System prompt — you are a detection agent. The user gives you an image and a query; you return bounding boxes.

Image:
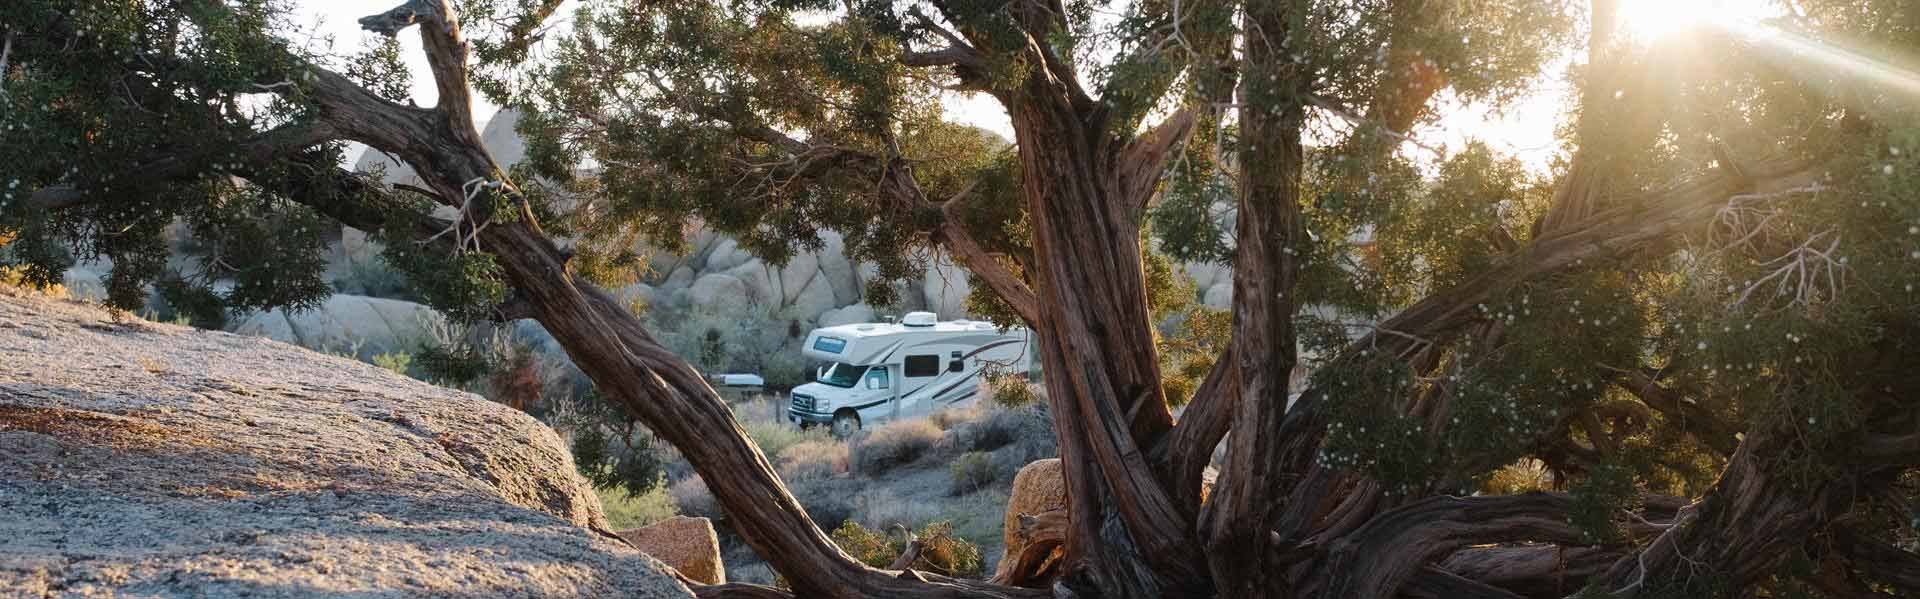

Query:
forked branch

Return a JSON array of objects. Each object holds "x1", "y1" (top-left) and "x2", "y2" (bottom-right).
[
  {"x1": 1118, "y1": 107, "x2": 1201, "y2": 217},
  {"x1": 359, "y1": 0, "x2": 482, "y2": 136}
]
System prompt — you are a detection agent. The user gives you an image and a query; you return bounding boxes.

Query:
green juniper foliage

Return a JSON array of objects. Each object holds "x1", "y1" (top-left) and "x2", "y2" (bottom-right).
[{"x1": 2, "y1": 1, "x2": 324, "y2": 313}]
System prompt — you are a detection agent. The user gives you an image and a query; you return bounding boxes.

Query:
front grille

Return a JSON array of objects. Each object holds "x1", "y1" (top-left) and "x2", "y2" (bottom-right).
[{"x1": 790, "y1": 393, "x2": 816, "y2": 412}]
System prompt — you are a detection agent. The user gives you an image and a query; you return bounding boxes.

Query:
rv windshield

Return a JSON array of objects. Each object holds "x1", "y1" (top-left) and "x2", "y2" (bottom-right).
[{"x1": 817, "y1": 362, "x2": 868, "y2": 388}]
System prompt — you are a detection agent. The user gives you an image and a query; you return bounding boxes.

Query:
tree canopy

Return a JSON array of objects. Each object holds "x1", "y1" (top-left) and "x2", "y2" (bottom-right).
[{"x1": 5, "y1": 0, "x2": 1920, "y2": 597}]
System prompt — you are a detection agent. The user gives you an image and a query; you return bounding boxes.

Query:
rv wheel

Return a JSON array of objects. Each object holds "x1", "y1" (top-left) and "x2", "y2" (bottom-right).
[{"x1": 830, "y1": 410, "x2": 861, "y2": 438}]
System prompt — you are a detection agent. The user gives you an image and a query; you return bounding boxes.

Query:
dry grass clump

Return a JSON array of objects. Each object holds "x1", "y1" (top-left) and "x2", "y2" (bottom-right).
[
  {"x1": 669, "y1": 475, "x2": 720, "y2": 519},
  {"x1": 849, "y1": 419, "x2": 942, "y2": 475},
  {"x1": 927, "y1": 406, "x2": 978, "y2": 431},
  {"x1": 830, "y1": 520, "x2": 983, "y2": 578},
  {"x1": 778, "y1": 440, "x2": 850, "y2": 481},
  {"x1": 0, "y1": 265, "x2": 70, "y2": 299},
  {"x1": 934, "y1": 403, "x2": 1056, "y2": 463}
]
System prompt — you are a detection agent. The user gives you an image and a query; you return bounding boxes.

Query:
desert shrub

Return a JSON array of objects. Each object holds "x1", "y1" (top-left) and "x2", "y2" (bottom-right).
[
  {"x1": 830, "y1": 521, "x2": 983, "y2": 577},
  {"x1": 572, "y1": 421, "x2": 668, "y2": 498},
  {"x1": 779, "y1": 440, "x2": 850, "y2": 481},
  {"x1": 787, "y1": 477, "x2": 856, "y2": 530},
  {"x1": 668, "y1": 472, "x2": 851, "y2": 528},
  {"x1": 0, "y1": 235, "x2": 74, "y2": 296},
  {"x1": 850, "y1": 419, "x2": 942, "y2": 475},
  {"x1": 938, "y1": 403, "x2": 1056, "y2": 463},
  {"x1": 597, "y1": 485, "x2": 677, "y2": 530},
  {"x1": 651, "y1": 300, "x2": 809, "y2": 390},
  {"x1": 746, "y1": 418, "x2": 833, "y2": 463},
  {"x1": 734, "y1": 396, "x2": 842, "y2": 462},
  {"x1": 927, "y1": 406, "x2": 977, "y2": 431},
  {"x1": 758, "y1": 350, "x2": 809, "y2": 392},
  {"x1": 152, "y1": 277, "x2": 228, "y2": 329},
  {"x1": 414, "y1": 343, "x2": 493, "y2": 385},
  {"x1": 670, "y1": 475, "x2": 720, "y2": 519},
  {"x1": 987, "y1": 373, "x2": 1040, "y2": 409},
  {"x1": 488, "y1": 348, "x2": 544, "y2": 411},
  {"x1": 990, "y1": 450, "x2": 1031, "y2": 484},
  {"x1": 949, "y1": 451, "x2": 999, "y2": 495},
  {"x1": 1483, "y1": 459, "x2": 1556, "y2": 495},
  {"x1": 371, "y1": 351, "x2": 412, "y2": 376}
]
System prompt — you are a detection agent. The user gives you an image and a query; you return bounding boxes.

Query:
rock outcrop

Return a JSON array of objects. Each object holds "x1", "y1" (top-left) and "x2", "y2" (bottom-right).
[
  {"x1": 617, "y1": 517, "x2": 726, "y2": 585},
  {"x1": 0, "y1": 289, "x2": 692, "y2": 598},
  {"x1": 228, "y1": 293, "x2": 446, "y2": 359},
  {"x1": 991, "y1": 459, "x2": 1067, "y2": 585}
]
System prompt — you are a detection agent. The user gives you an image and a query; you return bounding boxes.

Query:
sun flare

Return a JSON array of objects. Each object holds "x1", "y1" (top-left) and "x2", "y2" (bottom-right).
[{"x1": 1613, "y1": 0, "x2": 1778, "y2": 40}]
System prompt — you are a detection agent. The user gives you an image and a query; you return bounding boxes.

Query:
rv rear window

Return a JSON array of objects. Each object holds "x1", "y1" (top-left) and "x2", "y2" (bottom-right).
[
  {"x1": 904, "y1": 355, "x2": 940, "y2": 377},
  {"x1": 812, "y1": 336, "x2": 847, "y2": 354}
]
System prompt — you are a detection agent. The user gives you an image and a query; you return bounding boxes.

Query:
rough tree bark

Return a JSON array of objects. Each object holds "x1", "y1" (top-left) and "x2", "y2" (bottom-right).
[
  {"x1": 1009, "y1": 65, "x2": 1208, "y2": 599},
  {"x1": 1199, "y1": 0, "x2": 1309, "y2": 596}
]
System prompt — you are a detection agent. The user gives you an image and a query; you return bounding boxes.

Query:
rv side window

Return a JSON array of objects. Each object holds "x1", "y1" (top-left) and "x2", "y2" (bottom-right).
[
  {"x1": 904, "y1": 355, "x2": 940, "y2": 377},
  {"x1": 864, "y1": 368, "x2": 890, "y2": 389}
]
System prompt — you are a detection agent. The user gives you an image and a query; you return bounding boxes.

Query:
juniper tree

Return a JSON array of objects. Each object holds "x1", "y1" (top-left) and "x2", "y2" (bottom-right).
[{"x1": 4, "y1": 1, "x2": 1920, "y2": 599}]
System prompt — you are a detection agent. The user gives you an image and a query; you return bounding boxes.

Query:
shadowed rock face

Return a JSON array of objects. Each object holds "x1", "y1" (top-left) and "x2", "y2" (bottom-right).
[{"x1": 0, "y1": 288, "x2": 692, "y2": 599}]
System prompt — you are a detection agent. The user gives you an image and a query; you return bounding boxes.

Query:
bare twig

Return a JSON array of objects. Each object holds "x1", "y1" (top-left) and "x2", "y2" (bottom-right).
[
  {"x1": 1734, "y1": 230, "x2": 1847, "y2": 311},
  {"x1": 1302, "y1": 93, "x2": 1445, "y2": 157},
  {"x1": 889, "y1": 526, "x2": 926, "y2": 571}
]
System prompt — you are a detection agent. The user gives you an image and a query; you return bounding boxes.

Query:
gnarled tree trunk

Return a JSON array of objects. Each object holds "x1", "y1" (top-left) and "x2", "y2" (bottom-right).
[{"x1": 1007, "y1": 82, "x2": 1207, "y2": 599}]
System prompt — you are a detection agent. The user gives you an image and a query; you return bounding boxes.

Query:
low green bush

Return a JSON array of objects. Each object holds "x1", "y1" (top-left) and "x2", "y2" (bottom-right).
[
  {"x1": 948, "y1": 451, "x2": 998, "y2": 495},
  {"x1": 598, "y1": 485, "x2": 677, "y2": 530},
  {"x1": 745, "y1": 418, "x2": 833, "y2": 463},
  {"x1": 572, "y1": 422, "x2": 667, "y2": 498},
  {"x1": 371, "y1": 351, "x2": 412, "y2": 376}
]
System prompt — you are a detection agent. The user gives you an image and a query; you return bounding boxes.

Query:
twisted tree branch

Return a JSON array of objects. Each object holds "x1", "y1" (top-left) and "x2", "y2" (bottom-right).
[
  {"x1": 934, "y1": 180, "x2": 1042, "y2": 325},
  {"x1": 1321, "y1": 493, "x2": 1590, "y2": 599}
]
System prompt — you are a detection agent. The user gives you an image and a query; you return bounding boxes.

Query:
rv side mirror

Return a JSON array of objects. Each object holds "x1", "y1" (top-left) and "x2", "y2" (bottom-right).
[
  {"x1": 816, "y1": 366, "x2": 826, "y2": 380},
  {"x1": 865, "y1": 377, "x2": 880, "y2": 390}
]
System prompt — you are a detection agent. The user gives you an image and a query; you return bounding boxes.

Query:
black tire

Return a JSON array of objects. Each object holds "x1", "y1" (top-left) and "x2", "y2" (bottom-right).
[{"x1": 830, "y1": 410, "x2": 861, "y2": 438}]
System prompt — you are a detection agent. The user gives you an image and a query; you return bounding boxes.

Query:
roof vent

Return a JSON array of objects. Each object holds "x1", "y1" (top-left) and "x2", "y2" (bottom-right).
[
  {"x1": 901, "y1": 311, "x2": 939, "y2": 327},
  {"x1": 856, "y1": 324, "x2": 877, "y2": 331}
]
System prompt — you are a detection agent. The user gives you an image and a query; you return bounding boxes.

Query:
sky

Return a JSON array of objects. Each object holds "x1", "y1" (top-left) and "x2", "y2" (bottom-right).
[{"x1": 289, "y1": 0, "x2": 1780, "y2": 176}]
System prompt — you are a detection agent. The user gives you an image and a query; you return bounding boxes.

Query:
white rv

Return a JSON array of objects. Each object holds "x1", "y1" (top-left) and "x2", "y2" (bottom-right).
[{"x1": 787, "y1": 311, "x2": 1032, "y2": 436}]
